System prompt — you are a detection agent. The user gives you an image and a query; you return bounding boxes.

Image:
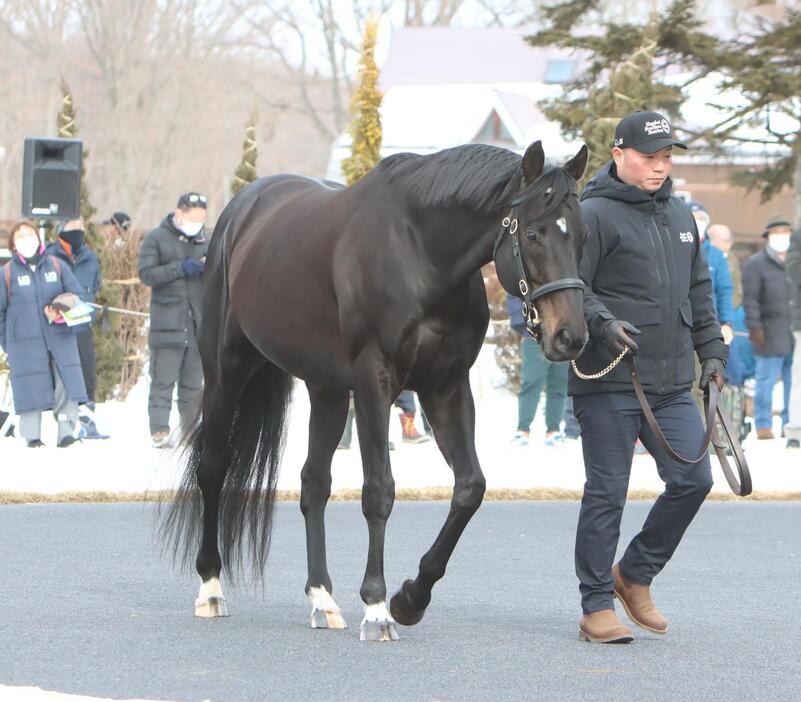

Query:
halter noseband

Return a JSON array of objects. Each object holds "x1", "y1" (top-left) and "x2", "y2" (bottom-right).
[{"x1": 492, "y1": 193, "x2": 584, "y2": 342}]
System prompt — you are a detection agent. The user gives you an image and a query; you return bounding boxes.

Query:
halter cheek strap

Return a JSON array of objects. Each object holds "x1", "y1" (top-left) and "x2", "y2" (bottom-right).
[{"x1": 492, "y1": 198, "x2": 584, "y2": 341}]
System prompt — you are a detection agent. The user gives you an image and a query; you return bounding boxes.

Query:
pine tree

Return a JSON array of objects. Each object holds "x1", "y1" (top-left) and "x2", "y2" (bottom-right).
[
  {"x1": 528, "y1": 6, "x2": 688, "y2": 183},
  {"x1": 56, "y1": 81, "x2": 124, "y2": 401},
  {"x1": 230, "y1": 113, "x2": 259, "y2": 196},
  {"x1": 341, "y1": 18, "x2": 383, "y2": 186},
  {"x1": 530, "y1": 0, "x2": 801, "y2": 225}
]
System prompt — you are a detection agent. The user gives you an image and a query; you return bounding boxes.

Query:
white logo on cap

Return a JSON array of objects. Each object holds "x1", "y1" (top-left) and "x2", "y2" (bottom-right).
[{"x1": 644, "y1": 119, "x2": 670, "y2": 136}]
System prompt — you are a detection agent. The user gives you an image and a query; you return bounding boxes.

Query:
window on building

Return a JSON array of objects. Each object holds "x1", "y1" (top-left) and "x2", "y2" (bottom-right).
[
  {"x1": 474, "y1": 110, "x2": 514, "y2": 144},
  {"x1": 544, "y1": 59, "x2": 575, "y2": 84}
]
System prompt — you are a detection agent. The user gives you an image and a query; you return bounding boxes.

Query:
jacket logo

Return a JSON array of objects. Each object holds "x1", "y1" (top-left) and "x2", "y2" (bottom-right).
[
  {"x1": 17, "y1": 275, "x2": 31, "y2": 286},
  {"x1": 45, "y1": 271, "x2": 58, "y2": 283},
  {"x1": 679, "y1": 231, "x2": 693, "y2": 243}
]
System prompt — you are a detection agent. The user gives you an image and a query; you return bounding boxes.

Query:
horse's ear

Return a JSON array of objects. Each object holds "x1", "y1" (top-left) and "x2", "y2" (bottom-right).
[
  {"x1": 563, "y1": 144, "x2": 589, "y2": 181},
  {"x1": 522, "y1": 141, "x2": 545, "y2": 184}
]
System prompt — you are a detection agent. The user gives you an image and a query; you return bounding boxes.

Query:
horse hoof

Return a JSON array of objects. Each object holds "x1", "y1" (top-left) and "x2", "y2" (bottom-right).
[
  {"x1": 360, "y1": 619, "x2": 400, "y2": 642},
  {"x1": 311, "y1": 608, "x2": 348, "y2": 629},
  {"x1": 194, "y1": 596, "x2": 229, "y2": 618},
  {"x1": 360, "y1": 602, "x2": 400, "y2": 642},
  {"x1": 389, "y1": 591, "x2": 426, "y2": 627}
]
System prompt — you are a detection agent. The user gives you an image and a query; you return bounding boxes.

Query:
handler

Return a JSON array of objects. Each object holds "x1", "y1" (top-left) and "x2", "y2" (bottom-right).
[{"x1": 570, "y1": 111, "x2": 728, "y2": 643}]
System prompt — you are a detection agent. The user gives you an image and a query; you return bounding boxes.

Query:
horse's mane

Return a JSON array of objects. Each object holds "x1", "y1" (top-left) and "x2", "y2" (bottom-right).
[{"x1": 377, "y1": 143, "x2": 573, "y2": 214}]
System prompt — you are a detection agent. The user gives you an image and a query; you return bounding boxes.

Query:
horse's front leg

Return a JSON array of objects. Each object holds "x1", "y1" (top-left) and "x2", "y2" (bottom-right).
[
  {"x1": 353, "y1": 352, "x2": 398, "y2": 642},
  {"x1": 390, "y1": 373, "x2": 486, "y2": 626},
  {"x1": 302, "y1": 386, "x2": 350, "y2": 630}
]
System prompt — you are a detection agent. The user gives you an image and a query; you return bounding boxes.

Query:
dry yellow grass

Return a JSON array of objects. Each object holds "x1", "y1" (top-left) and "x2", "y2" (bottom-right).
[{"x1": 1, "y1": 488, "x2": 799, "y2": 505}]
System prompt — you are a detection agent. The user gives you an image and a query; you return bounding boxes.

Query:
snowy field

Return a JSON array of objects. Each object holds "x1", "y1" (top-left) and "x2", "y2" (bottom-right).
[{"x1": 1, "y1": 345, "x2": 797, "y2": 498}]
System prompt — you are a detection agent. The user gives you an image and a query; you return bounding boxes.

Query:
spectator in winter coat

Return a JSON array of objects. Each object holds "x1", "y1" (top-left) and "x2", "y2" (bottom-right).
[
  {"x1": 139, "y1": 192, "x2": 209, "y2": 448},
  {"x1": 688, "y1": 203, "x2": 734, "y2": 340},
  {"x1": 780, "y1": 223, "x2": 800, "y2": 449},
  {"x1": 45, "y1": 219, "x2": 108, "y2": 440},
  {"x1": 0, "y1": 220, "x2": 87, "y2": 447},
  {"x1": 742, "y1": 214, "x2": 794, "y2": 440}
]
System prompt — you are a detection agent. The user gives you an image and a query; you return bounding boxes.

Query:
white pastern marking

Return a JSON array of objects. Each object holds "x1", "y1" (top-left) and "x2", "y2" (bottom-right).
[
  {"x1": 308, "y1": 586, "x2": 341, "y2": 612},
  {"x1": 362, "y1": 601, "x2": 394, "y2": 623},
  {"x1": 198, "y1": 577, "x2": 224, "y2": 601}
]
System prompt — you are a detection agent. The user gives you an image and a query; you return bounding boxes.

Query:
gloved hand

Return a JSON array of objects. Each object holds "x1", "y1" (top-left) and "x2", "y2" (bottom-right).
[
  {"x1": 700, "y1": 357, "x2": 726, "y2": 391},
  {"x1": 748, "y1": 327, "x2": 764, "y2": 351},
  {"x1": 181, "y1": 258, "x2": 205, "y2": 278},
  {"x1": 603, "y1": 319, "x2": 641, "y2": 356}
]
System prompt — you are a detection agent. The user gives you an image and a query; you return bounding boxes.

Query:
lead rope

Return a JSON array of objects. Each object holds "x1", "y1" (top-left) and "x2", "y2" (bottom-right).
[{"x1": 571, "y1": 348, "x2": 628, "y2": 380}]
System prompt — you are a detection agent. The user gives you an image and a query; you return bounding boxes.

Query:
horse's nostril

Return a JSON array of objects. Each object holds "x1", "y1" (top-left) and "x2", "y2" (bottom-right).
[{"x1": 553, "y1": 327, "x2": 571, "y2": 353}]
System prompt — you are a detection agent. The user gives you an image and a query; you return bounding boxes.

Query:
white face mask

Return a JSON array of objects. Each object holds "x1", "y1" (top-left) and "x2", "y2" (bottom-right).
[
  {"x1": 768, "y1": 233, "x2": 790, "y2": 254},
  {"x1": 178, "y1": 220, "x2": 203, "y2": 237},
  {"x1": 16, "y1": 236, "x2": 40, "y2": 259}
]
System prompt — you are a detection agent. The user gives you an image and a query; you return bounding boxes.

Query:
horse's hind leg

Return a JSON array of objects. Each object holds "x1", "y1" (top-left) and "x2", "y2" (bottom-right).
[
  {"x1": 302, "y1": 386, "x2": 350, "y2": 629},
  {"x1": 193, "y1": 330, "x2": 263, "y2": 618},
  {"x1": 390, "y1": 373, "x2": 486, "y2": 627}
]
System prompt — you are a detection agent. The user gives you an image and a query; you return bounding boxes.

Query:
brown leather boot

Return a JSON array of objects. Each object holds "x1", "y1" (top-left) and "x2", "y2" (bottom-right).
[
  {"x1": 756, "y1": 428, "x2": 774, "y2": 440},
  {"x1": 612, "y1": 564, "x2": 668, "y2": 634},
  {"x1": 400, "y1": 413, "x2": 431, "y2": 444},
  {"x1": 579, "y1": 608, "x2": 633, "y2": 644}
]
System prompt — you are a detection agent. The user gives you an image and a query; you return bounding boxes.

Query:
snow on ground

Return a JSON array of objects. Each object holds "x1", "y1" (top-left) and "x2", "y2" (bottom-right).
[
  {"x1": 0, "y1": 687, "x2": 194, "y2": 702},
  {"x1": 0, "y1": 345, "x2": 798, "y2": 497}
]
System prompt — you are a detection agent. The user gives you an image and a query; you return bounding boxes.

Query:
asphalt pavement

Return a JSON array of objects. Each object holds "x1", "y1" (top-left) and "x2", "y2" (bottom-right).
[{"x1": 2, "y1": 500, "x2": 799, "y2": 702}]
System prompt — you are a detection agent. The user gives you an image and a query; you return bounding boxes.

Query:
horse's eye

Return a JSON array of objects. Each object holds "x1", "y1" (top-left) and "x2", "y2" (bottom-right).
[{"x1": 524, "y1": 229, "x2": 538, "y2": 241}]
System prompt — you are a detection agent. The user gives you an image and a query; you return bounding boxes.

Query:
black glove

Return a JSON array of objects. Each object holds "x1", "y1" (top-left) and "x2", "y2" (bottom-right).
[
  {"x1": 181, "y1": 258, "x2": 205, "y2": 278},
  {"x1": 700, "y1": 357, "x2": 725, "y2": 391},
  {"x1": 603, "y1": 319, "x2": 641, "y2": 356}
]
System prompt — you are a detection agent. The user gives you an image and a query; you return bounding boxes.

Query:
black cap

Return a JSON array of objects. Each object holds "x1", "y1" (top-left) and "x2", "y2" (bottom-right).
[
  {"x1": 176, "y1": 191, "x2": 207, "y2": 209},
  {"x1": 613, "y1": 111, "x2": 687, "y2": 154},
  {"x1": 103, "y1": 212, "x2": 131, "y2": 230}
]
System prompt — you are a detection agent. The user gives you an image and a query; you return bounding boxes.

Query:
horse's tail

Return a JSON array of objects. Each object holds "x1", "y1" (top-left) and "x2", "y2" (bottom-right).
[
  {"x1": 160, "y1": 207, "x2": 294, "y2": 582},
  {"x1": 161, "y1": 359, "x2": 294, "y2": 583}
]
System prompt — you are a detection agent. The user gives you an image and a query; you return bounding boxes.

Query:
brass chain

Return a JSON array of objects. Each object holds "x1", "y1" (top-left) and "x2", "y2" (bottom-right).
[{"x1": 570, "y1": 348, "x2": 629, "y2": 380}]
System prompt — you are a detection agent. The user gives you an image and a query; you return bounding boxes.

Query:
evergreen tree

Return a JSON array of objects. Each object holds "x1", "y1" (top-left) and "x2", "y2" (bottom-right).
[
  {"x1": 230, "y1": 113, "x2": 259, "y2": 196},
  {"x1": 56, "y1": 81, "x2": 124, "y2": 401},
  {"x1": 341, "y1": 18, "x2": 383, "y2": 186},
  {"x1": 530, "y1": 1, "x2": 801, "y2": 224}
]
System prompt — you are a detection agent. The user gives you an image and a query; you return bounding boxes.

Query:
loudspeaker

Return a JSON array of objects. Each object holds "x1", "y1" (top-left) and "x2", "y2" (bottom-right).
[{"x1": 21, "y1": 137, "x2": 82, "y2": 219}]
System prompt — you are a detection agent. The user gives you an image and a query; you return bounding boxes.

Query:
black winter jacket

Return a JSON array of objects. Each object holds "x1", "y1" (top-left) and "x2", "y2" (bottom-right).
[
  {"x1": 569, "y1": 161, "x2": 727, "y2": 396},
  {"x1": 742, "y1": 246, "x2": 794, "y2": 356},
  {"x1": 139, "y1": 214, "x2": 209, "y2": 348}
]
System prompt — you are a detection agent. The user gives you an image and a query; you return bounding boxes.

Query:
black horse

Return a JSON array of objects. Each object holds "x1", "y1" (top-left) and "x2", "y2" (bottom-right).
[{"x1": 163, "y1": 140, "x2": 588, "y2": 640}]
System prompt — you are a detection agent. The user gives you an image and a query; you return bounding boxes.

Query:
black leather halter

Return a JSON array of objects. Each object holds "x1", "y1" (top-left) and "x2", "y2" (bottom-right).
[{"x1": 492, "y1": 195, "x2": 584, "y2": 341}]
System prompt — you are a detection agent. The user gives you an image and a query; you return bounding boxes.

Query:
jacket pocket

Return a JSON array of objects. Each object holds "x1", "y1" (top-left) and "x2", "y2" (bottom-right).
[
  {"x1": 605, "y1": 300, "x2": 663, "y2": 387},
  {"x1": 150, "y1": 297, "x2": 187, "y2": 331},
  {"x1": 675, "y1": 301, "x2": 695, "y2": 385}
]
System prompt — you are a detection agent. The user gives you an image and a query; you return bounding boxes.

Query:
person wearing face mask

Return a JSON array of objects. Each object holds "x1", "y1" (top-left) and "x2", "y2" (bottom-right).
[
  {"x1": 45, "y1": 218, "x2": 107, "y2": 440},
  {"x1": 139, "y1": 191, "x2": 209, "y2": 448},
  {"x1": 0, "y1": 219, "x2": 88, "y2": 447},
  {"x1": 742, "y1": 215, "x2": 794, "y2": 440}
]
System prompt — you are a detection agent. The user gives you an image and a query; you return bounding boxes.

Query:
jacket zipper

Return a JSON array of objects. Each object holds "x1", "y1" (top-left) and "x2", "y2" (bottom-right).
[{"x1": 645, "y1": 210, "x2": 671, "y2": 393}]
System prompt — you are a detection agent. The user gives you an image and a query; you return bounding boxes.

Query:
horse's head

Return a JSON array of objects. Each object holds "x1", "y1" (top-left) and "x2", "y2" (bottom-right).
[{"x1": 494, "y1": 141, "x2": 589, "y2": 362}]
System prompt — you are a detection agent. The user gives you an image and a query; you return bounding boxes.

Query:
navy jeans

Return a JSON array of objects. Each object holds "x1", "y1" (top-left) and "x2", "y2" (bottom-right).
[{"x1": 573, "y1": 390, "x2": 713, "y2": 614}]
